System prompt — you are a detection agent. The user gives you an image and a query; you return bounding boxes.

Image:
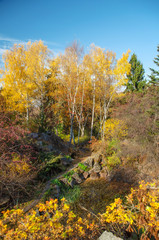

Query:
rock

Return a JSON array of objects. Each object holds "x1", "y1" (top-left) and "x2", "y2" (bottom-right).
[
  {"x1": 69, "y1": 178, "x2": 77, "y2": 188},
  {"x1": 93, "y1": 152, "x2": 102, "y2": 163},
  {"x1": 72, "y1": 172, "x2": 83, "y2": 184},
  {"x1": 89, "y1": 171, "x2": 100, "y2": 180},
  {"x1": 84, "y1": 157, "x2": 94, "y2": 168},
  {"x1": 36, "y1": 141, "x2": 43, "y2": 148},
  {"x1": 44, "y1": 144, "x2": 54, "y2": 152},
  {"x1": 93, "y1": 162, "x2": 101, "y2": 173},
  {"x1": 52, "y1": 184, "x2": 60, "y2": 198},
  {"x1": 98, "y1": 231, "x2": 122, "y2": 240},
  {"x1": 83, "y1": 171, "x2": 89, "y2": 179},
  {"x1": 29, "y1": 132, "x2": 39, "y2": 139},
  {"x1": 99, "y1": 171, "x2": 108, "y2": 179},
  {"x1": 41, "y1": 133, "x2": 51, "y2": 142},
  {"x1": 60, "y1": 178, "x2": 70, "y2": 186},
  {"x1": 61, "y1": 157, "x2": 72, "y2": 166}
]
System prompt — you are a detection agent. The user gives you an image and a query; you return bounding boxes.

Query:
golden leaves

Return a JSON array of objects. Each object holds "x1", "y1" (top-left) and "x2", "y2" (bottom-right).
[
  {"x1": 0, "y1": 198, "x2": 98, "y2": 239},
  {"x1": 101, "y1": 180, "x2": 159, "y2": 240}
]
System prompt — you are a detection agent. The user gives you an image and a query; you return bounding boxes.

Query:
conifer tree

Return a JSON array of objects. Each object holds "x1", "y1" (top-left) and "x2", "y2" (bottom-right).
[
  {"x1": 126, "y1": 53, "x2": 145, "y2": 91},
  {"x1": 149, "y1": 45, "x2": 159, "y2": 86}
]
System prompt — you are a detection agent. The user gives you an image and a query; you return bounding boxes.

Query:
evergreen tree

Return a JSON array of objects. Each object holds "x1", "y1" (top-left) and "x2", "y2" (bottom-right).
[
  {"x1": 126, "y1": 53, "x2": 146, "y2": 91},
  {"x1": 149, "y1": 45, "x2": 159, "y2": 86}
]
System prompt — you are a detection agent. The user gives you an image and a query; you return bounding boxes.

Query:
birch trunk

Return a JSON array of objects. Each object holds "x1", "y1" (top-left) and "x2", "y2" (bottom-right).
[{"x1": 90, "y1": 79, "x2": 96, "y2": 141}]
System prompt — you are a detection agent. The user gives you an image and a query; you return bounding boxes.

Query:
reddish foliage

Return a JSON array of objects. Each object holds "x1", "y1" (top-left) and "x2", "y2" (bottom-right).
[{"x1": 0, "y1": 112, "x2": 38, "y2": 204}]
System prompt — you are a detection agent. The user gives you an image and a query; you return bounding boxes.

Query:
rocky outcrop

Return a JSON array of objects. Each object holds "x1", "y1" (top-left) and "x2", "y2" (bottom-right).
[
  {"x1": 98, "y1": 231, "x2": 122, "y2": 240},
  {"x1": 28, "y1": 131, "x2": 75, "y2": 155}
]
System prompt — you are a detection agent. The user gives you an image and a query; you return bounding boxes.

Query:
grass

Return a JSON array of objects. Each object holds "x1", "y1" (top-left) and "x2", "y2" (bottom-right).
[
  {"x1": 60, "y1": 185, "x2": 81, "y2": 204},
  {"x1": 59, "y1": 133, "x2": 90, "y2": 145}
]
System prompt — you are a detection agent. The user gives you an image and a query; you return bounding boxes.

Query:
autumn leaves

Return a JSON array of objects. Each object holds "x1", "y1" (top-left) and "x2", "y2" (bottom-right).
[{"x1": 0, "y1": 41, "x2": 131, "y2": 141}]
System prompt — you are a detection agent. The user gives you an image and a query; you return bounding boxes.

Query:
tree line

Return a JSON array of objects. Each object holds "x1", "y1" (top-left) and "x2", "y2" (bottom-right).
[{"x1": 0, "y1": 41, "x2": 158, "y2": 143}]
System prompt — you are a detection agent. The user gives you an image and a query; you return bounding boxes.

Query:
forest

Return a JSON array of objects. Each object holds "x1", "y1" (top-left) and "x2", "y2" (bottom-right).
[{"x1": 0, "y1": 41, "x2": 158, "y2": 240}]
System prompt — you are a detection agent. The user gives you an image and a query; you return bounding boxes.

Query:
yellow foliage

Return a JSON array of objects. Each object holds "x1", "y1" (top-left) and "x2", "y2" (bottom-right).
[
  {"x1": 104, "y1": 118, "x2": 128, "y2": 140},
  {"x1": 0, "y1": 182, "x2": 158, "y2": 239},
  {"x1": 0, "y1": 41, "x2": 49, "y2": 115},
  {"x1": 101, "y1": 180, "x2": 159, "y2": 240},
  {"x1": 0, "y1": 198, "x2": 99, "y2": 240}
]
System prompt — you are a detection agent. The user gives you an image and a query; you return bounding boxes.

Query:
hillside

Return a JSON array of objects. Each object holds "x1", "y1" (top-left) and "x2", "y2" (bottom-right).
[{"x1": 0, "y1": 87, "x2": 158, "y2": 240}]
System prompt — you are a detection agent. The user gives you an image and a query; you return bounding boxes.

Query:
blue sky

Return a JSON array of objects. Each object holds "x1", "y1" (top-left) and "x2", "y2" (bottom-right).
[{"x1": 0, "y1": 0, "x2": 159, "y2": 77}]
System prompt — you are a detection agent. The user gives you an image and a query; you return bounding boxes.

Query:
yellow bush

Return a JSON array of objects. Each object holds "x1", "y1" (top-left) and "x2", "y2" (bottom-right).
[
  {"x1": 0, "y1": 198, "x2": 99, "y2": 240},
  {"x1": 1, "y1": 181, "x2": 158, "y2": 239},
  {"x1": 101, "y1": 180, "x2": 159, "y2": 240},
  {"x1": 104, "y1": 119, "x2": 128, "y2": 140}
]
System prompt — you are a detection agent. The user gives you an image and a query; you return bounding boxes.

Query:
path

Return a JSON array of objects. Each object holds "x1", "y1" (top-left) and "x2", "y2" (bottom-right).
[{"x1": 23, "y1": 146, "x2": 92, "y2": 213}]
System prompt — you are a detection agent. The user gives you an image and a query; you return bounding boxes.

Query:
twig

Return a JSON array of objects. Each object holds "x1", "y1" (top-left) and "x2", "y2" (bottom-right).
[{"x1": 78, "y1": 203, "x2": 101, "y2": 221}]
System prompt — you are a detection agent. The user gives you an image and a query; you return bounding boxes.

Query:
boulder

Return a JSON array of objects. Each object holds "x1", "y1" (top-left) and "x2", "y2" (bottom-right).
[
  {"x1": 89, "y1": 171, "x2": 100, "y2": 180},
  {"x1": 69, "y1": 178, "x2": 77, "y2": 188},
  {"x1": 29, "y1": 132, "x2": 39, "y2": 139},
  {"x1": 99, "y1": 171, "x2": 108, "y2": 179},
  {"x1": 98, "y1": 231, "x2": 122, "y2": 240},
  {"x1": 60, "y1": 178, "x2": 70, "y2": 187},
  {"x1": 60, "y1": 157, "x2": 72, "y2": 167},
  {"x1": 84, "y1": 157, "x2": 94, "y2": 168},
  {"x1": 93, "y1": 162, "x2": 101, "y2": 173},
  {"x1": 83, "y1": 171, "x2": 90, "y2": 179},
  {"x1": 43, "y1": 144, "x2": 54, "y2": 152},
  {"x1": 72, "y1": 172, "x2": 83, "y2": 184},
  {"x1": 93, "y1": 152, "x2": 102, "y2": 163},
  {"x1": 36, "y1": 141, "x2": 43, "y2": 148},
  {"x1": 41, "y1": 133, "x2": 51, "y2": 142}
]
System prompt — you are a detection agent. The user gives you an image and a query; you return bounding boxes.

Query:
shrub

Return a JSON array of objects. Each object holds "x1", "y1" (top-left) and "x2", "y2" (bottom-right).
[
  {"x1": 101, "y1": 180, "x2": 159, "y2": 240},
  {"x1": 0, "y1": 198, "x2": 100, "y2": 239},
  {"x1": 0, "y1": 112, "x2": 37, "y2": 203},
  {"x1": 104, "y1": 118, "x2": 128, "y2": 140}
]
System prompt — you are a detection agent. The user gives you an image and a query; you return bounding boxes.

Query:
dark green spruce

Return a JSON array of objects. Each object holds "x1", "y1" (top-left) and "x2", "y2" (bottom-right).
[
  {"x1": 149, "y1": 44, "x2": 159, "y2": 86},
  {"x1": 126, "y1": 53, "x2": 146, "y2": 91}
]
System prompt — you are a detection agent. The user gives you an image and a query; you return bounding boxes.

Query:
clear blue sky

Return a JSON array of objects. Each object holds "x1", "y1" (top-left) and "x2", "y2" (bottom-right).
[{"x1": 0, "y1": 0, "x2": 159, "y2": 77}]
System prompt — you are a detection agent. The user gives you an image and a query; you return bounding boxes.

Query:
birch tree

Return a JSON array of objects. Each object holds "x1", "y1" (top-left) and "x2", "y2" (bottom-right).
[
  {"x1": 58, "y1": 41, "x2": 83, "y2": 144},
  {"x1": 0, "y1": 41, "x2": 50, "y2": 128}
]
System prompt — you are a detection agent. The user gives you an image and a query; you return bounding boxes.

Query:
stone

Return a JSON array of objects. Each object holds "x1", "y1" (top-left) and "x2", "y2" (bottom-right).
[
  {"x1": 98, "y1": 231, "x2": 122, "y2": 240},
  {"x1": 52, "y1": 185, "x2": 60, "y2": 198},
  {"x1": 99, "y1": 171, "x2": 108, "y2": 179},
  {"x1": 44, "y1": 144, "x2": 53, "y2": 152},
  {"x1": 61, "y1": 157, "x2": 72, "y2": 166},
  {"x1": 84, "y1": 157, "x2": 94, "y2": 168},
  {"x1": 60, "y1": 178, "x2": 70, "y2": 186},
  {"x1": 41, "y1": 133, "x2": 51, "y2": 142},
  {"x1": 93, "y1": 162, "x2": 101, "y2": 173},
  {"x1": 89, "y1": 171, "x2": 100, "y2": 180},
  {"x1": 29, "y1": 132, "x2": 39, "y2": 139},
  {"x1": 72, "y1": 172, "x2": 83, "y2": 184},
  {"x1": 93, "y1": 152, "x2": 102, "y2": 163},
  {"x1": 36, "y1": 141, "x2": 43, "y2": 148},
  {"x1": 69, "y1": 178, "x2": 77, "y2": 188},
  {"x1": 83, "y1": 171, "x2": 89, "y2": 179}
]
